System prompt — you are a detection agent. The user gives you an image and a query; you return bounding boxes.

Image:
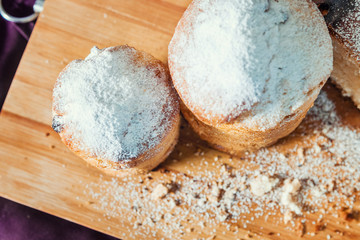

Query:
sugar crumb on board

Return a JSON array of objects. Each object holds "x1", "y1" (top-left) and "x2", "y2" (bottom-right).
[
  {"x1": 84, "y1": 91, "x2": 360, "y2": 239},
  {"x1": 150, "y1": 184, "x2": 169, "y2": 200}
]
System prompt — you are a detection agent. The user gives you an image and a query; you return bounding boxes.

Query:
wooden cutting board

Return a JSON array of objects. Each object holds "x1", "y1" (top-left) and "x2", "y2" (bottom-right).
[{"x1": 1, "y1": 0, "x2": 360, "y2": 239}]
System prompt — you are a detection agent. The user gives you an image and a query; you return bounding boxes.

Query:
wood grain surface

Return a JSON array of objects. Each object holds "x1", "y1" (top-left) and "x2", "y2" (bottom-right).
[{"x1": 0, "y1": 0, "x2": 360, "y2": 239}]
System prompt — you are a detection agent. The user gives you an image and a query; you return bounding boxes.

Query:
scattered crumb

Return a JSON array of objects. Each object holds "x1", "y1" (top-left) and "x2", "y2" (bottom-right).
[
  {"x1": 281, "y1": 179, "x2": 302, "y2": 215},
  {"x1": 250, "y1": 175, "x2": 279, "y2": 197},
  {"x1": 283, "y1": 210, "x2": 293, "y2": 224},
  {"x1": 83, "y1": 91, "x2": 360, "y2": 238},
  {"x1": 151, "y1": 184, "x2": 169, "y2": 200}
]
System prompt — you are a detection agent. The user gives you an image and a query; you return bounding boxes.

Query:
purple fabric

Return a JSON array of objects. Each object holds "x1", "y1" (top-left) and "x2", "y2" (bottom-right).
[
  {"x1": 0, "y1": 197, "x2": 118, "y2": 240},
  {"x1": 0, "y1": 0, "x2": 35, "y2": 109},
  {"x1": 0, "y1": 1, "x2": 118, "y2": 239}
]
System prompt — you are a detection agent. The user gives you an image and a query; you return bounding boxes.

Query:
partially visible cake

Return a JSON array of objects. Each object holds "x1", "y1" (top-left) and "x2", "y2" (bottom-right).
[{"x1": 315, "y1": 0, "x2": 360, "y2": 109}]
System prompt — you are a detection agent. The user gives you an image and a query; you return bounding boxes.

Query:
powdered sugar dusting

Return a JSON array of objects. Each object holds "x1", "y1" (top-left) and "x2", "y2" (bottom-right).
[
  {"x1": 53, "y1": 46, "x2": 177, "y2": 163},
  {"x1": 169, "y1": 0, "x2": 332, "y2": 127},
  {"x1": 84, "y1": 87, "x2": 360, "y2": 238},
  {"x1": 325, "y1": 0, "x2": 360, "y2": 61}
]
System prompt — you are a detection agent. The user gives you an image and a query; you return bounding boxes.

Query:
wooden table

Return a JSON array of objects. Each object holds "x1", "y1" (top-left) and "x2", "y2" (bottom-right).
[{"x1": 1, "y1": 0, "x2": 360, "y2": 239}]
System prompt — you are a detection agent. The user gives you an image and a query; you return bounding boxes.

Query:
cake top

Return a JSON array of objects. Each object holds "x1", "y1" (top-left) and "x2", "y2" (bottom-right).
[
  {"x1": 53, "y1": 46, "x2": 178, "y2": 163},
  {"x1": 169, "y1": 0, "x2": 333, "y2": 128},
  {"x1": 318, "y1": 0, "x2": 360, "y2": 61}
]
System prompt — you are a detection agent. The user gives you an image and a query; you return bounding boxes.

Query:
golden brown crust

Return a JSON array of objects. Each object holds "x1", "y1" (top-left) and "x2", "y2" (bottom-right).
[
  {"x1": 319, "y1": 1, "x2": 360, "y2": 109},
  {"x1": 77, "y1": 117, "x2": 180, "y2": 176},
  {"x1": 52, "y1": 45, "x2": 180, "y2": 175},
  {"x1": 330, "y1": 35, "x2": 360, "y2": 109},
  {"x1": 180, "y1": 90, "x2": 320, "y2": 157},
  {"x1": 318, "y1": 0, "x2": 360, "y2": 62}
]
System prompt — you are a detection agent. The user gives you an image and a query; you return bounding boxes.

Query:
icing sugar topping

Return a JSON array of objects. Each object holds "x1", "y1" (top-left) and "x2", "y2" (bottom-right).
[
  {"x1": 53, "y1": 46, "x2": 178, "y2": 163},
  {"x1": 324, "y1": 0, "x2": 360, "y2": 61},
  {"x1": 169, "y1": 0, "x2": 333, "y2": 127}
]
